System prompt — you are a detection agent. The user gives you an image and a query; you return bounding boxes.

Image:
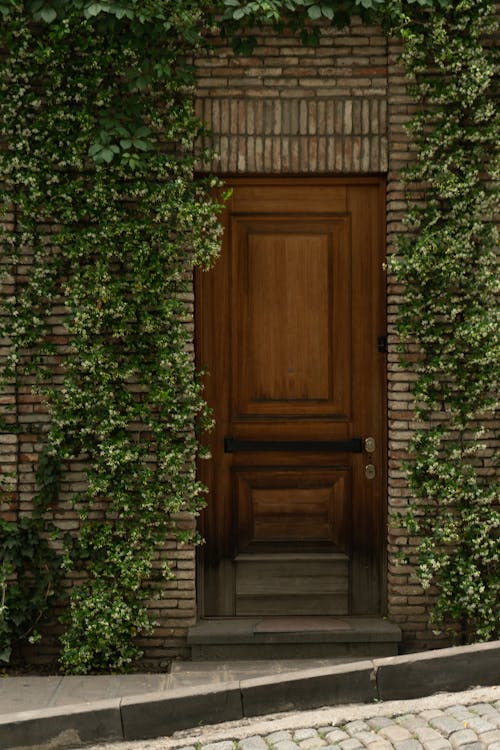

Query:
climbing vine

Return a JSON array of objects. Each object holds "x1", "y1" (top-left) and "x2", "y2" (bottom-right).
[
  {"x1": 0, "y1": 1, "x2": 222, "y2": 672},
  {"x1": 389, "y1": 0, "x2": 499, "y2": 641},
  {"x1": 0, "y1": 0, "x2": 497, "y2": 671}
]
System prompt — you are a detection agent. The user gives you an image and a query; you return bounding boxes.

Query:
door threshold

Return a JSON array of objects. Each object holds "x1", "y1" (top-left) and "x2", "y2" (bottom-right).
[{"x1": 188, "y1": 616, "x2": 401, "y2": 661}]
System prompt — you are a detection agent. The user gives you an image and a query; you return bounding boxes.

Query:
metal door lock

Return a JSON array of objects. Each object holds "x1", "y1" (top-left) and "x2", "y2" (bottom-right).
[
  {"x1": 364, "y1": 437, "x2": 376, "y2": 453},
  {"x1": 365, "y1": 464, "x2": 376, "y2": 480}
]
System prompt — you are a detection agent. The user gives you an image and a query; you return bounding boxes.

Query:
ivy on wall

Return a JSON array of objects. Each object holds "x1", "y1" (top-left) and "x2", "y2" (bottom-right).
[
  {"x1": 389, "y1": 0, "x2": 499, "y2": 641},
  {"x1": 0, "y1": 0, "x2": 222, "y2": 672},
  {"x1": 0, "y1": 0, "x2": 498, "y2": 671}
]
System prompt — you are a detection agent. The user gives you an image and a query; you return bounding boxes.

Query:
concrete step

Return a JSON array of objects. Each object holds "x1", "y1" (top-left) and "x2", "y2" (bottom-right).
[{"x1": 188, "y1": 616, "x2": 402, "y2": 661}]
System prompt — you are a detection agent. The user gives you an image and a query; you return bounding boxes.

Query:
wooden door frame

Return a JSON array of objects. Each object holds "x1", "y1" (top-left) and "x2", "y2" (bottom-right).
[{"x1": 194, "y1": 175, "x2": 388, "y2": 619}]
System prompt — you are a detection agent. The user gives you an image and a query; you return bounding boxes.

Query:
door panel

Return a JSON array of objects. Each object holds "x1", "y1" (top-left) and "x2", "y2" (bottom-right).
[
  {"x1": 232, "y1": 217, "x2": 351, "y2": 416},
  {"x1": 196, "y1": 178, "x2": 386, "y2": 617},
  {"x1": 234, "y1": 466, "x2": 350, "y2": 552}
]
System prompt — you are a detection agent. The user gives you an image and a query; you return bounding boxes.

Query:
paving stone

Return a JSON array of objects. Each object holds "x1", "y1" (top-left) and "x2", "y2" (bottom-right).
[
  {"x1": 367, "y1": 718, "x2": 396, "y2": 730},
  {"x1": 294, "y1": 730, "x2": 321, "y2": 741},
  {"x1": 296, "y1": 734, "x2": 326, "y2": 750},
  {"x1": 203, "y1": 742, "x2": 236, "y2": 750},
  {"x1": 267, "y1": 733, "x2": 294, "y2": 745},
  {"x1": 239, "y1": 737, "x2": 269, "y2": 750},
  {"x1": 299, "y1": 739, "x2": 327, "y2": 749},
  {"x1": 414, "y1": 727, "x2": 447, "y2": 742},
  {"x1": 366, "y1": 743, "x2": 394, "y2": 750},
  {"x1": 450, "y1": 730, "x2": 479, "y2": 748},
  {"x1": 393, "y1": 740, "x2": 423, "y2": 750},
  {"x1": 421, "y1": 711, "x2": 446, "y2": 720},
  {"x1": 351, "y1": 730, "x2": 383, "y2": 746},
  {"x1": 339, "y1": 739, "x2": 364, "y2": 750},
  {"x1": 325, "y1": 730, "x2": 350, "y2": 744},
  {"x1": 379, "y1": 725, "x2": 413, "y2": 743},
  {"x1": 470, "y1": 705, "x2": 499, "y2": 717},
  {"x1": 317, "y1": 727, "x2": 336, "y2": 737},
  {"x1": 463, "y1": 718, "x2": 496, "y2": 733},
  {"x1": 177, "y1": 746, "x2": 197, "y2": 750},
  {"x1": 344, "y1": 722, "x2": 370, "y2": 735},
  {"x1": 453, "y1": 744, "x2": 483, "y2": 750},
  {"x1": 479, "y1": 730, "x2": 500, "y2": 743},
  {"x1": 481, "y1": 716, "x2": 500, "y2": 730},
  {"x1": 487, "y1": 744, "x2": 500, "y2": 750},
  {"x1": 446, "y1": 707, "x2": 472, "y2": 719},
  {"x1": 274, "y1": 741, "x2": 300, "y2": 750},
  {"x1": 422, "y1": 740, "x2": 452, "y2": 750},
  {"x1": 398, "y1": 714, "x2": 428, "y2": 731},
  {"x1": 430, "y1": 717, "x2": 464, "y2": 737}
]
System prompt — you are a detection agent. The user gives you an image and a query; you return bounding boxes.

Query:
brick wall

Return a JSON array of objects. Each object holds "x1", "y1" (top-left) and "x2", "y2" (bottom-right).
[
  {"x1": 196, "y1": 19, "x2": 389, "y2": 174},
  {"x1": 385, "y1": 37, "x2": 445, "y2": 652},
  {"x1": 0, "y1": 248, "x2": 197, "y2": 669}
]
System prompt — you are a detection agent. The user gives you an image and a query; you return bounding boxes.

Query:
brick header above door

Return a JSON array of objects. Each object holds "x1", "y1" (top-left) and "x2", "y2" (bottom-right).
[
  {"x1": 195, "y1": 96, "x2": 388, "y2": 174},
  {"x1": 194, "y1": 21, "x2": 389, "y2": 175}
]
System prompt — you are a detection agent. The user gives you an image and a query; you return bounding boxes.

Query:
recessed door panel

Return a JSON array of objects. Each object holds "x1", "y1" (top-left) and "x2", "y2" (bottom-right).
[
  {"x1": 232, "y1": 217, "x2": 351, "y2": 417},
  {"x1": 235, "y1": 466, "x2": 350, "y2": 552}
]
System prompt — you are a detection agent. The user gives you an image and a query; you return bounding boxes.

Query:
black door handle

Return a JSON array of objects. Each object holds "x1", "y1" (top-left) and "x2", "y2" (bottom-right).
[{"x1": 224, "y1": 438, "x2": 363, "y2": 453}]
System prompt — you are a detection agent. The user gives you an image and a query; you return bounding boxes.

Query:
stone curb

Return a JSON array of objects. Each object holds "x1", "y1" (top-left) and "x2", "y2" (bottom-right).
[
  {"x1": 0, "y1": 641, "x2": 498, "y2": 750},
  {"x1": 0, "y1": 699, "x2": 123, "y2": 750},
  {"x1": 121, "y1": 681, "x2": 243, "y2": 741},
  {"x1": 374, "y1": 640, "x2": 500, "y2": 700}
]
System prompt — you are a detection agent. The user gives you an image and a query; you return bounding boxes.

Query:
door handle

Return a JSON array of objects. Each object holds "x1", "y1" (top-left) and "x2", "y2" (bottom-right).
[{"x1": 224, "y1": 438, "x2": 363, "y2": 453}]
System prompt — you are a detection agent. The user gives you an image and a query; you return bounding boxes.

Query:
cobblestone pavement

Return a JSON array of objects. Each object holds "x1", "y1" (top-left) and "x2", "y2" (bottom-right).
[{"x1": 85, "y1": 687, "x2": 499, "y2": 750}]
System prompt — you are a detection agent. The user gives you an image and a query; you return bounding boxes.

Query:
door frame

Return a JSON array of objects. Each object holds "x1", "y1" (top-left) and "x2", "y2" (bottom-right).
[{"x1": 194, "y1": 175, "x2": 388, "y2": 619}]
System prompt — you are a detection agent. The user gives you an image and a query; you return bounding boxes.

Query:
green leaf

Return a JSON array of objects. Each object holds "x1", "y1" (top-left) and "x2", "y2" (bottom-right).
[
  {"x1": 40, "y1": 6, "x2": 57, "y2": 22},
  {"x1": 84, "y1": 3, "x2": 103, "y2": 18},
  {"x1": 307, "y1": 5, "x2": 322, "y2": 20},
  {"x1": 134, "y1": 126, "x2": 151, "y2": 137}
]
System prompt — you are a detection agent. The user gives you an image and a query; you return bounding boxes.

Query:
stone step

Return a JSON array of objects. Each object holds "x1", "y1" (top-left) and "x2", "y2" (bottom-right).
[{"x1": 188, "y1": 616, "x2": 402, "y2": 661}]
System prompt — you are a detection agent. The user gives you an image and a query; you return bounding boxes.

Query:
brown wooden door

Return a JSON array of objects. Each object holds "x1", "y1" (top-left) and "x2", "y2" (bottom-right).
[{"x1": 196, "y1": 178, "x2": 386, "y2": 617}]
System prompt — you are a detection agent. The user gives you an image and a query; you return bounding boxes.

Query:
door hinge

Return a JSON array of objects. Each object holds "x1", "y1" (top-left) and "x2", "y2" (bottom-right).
[{"x1": 377, "y1": 335, "x2": 388, "y2": 354}]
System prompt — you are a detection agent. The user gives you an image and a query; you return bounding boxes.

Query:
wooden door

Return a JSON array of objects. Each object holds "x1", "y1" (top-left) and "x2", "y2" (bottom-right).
[{"x1": 196, "y1": 178, "x2": 386, "y2": 617}]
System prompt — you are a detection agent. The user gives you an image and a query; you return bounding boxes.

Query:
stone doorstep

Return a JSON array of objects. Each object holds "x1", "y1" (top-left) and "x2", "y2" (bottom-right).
[{"x1": 188, "y1": 617, "x2": 402, "y2": 660}]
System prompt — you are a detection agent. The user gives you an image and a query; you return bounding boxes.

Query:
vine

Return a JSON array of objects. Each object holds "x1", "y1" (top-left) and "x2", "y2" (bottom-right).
[
  {"x1": 0, "y1": 0, "x2": 498, "y2": 671},
  {"x1": 389, "y1": 0, "x2": 499, "y2": 641},
  {"x1": 0, "y1": 1, "x2": 221, "y2": 672}
]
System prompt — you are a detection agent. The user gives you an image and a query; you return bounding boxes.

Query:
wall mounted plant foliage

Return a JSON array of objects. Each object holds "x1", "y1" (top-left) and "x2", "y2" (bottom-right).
[
  {"x1": 389, "y1": 0, "x2": 499, "y2": 642},
  {"x1": 0, "y1": 0, "x2": 222, "y2": 672}
]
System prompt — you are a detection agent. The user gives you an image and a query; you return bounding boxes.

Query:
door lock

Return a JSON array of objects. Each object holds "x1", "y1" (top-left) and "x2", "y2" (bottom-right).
[
  {"x1": 364, "y1": 436, "x2": 376, "y2": 453},
  {"x1": 365, "y1": 464, "x2": 376, "y2": 480}
]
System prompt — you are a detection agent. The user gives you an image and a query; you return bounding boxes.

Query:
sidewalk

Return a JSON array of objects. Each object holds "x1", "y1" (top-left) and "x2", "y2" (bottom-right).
[{"x1": 0, "y1": 641, "x2": 499, "y2": 750}]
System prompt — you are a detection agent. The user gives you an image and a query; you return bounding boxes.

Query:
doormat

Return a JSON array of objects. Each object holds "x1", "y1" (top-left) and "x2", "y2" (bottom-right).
[{"x1": 254, "y1": 617, "x2": 351, "y2": 633}]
